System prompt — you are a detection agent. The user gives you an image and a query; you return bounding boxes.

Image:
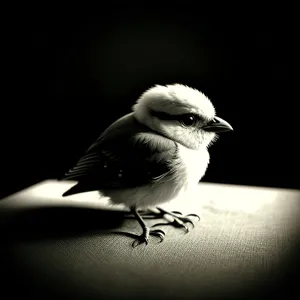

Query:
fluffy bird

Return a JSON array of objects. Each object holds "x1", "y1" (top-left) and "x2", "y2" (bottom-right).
[{"x1": 62, "y1": 84, "x2": 233, "y2": 247}]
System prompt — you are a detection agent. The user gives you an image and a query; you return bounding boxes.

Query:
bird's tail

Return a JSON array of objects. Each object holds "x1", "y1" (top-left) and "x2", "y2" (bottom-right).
[
  {"x1": 62, "y1": 183, "x2": 82, "y2": 197},
  {"x1": 62, "y1": 181, "x2": 99, "y2": 197}
]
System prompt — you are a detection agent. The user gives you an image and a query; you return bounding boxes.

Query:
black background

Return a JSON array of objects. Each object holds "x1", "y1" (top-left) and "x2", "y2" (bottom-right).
[{"x1": 2, "y1": 5, "x2": 298, "y2": 199}]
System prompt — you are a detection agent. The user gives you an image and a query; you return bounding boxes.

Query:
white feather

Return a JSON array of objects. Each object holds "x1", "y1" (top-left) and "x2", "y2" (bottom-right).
[
  {"x1": 133, "y1": 83, "x2": 216, "y2": 126},
  {"x1": 132, "y1": 83, "x2": 216, "y2": 151}
]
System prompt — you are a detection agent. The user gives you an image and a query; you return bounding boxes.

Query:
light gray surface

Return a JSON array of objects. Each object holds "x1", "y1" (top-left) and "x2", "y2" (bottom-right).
[{"x1": 1, "y1": 180, "x2": 299, "y2": 299}]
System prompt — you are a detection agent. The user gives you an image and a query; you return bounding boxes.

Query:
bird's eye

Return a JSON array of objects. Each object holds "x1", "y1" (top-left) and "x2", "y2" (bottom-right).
[{"x1": 180, "y1": 114, "x2": 197, "y2": 126}]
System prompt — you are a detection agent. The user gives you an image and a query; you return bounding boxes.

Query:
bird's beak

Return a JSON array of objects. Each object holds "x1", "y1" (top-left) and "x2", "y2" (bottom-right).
[{"x1": 202, "y1": 116, "x2": 233, "y2": 133}]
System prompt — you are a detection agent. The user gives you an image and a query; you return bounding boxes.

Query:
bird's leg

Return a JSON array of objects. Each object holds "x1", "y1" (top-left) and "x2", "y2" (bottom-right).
[
  {"x1": 151, "y1": 207, "x2": 200, "y2": 233},
  {"x1": 131, "y1": 206, "x2": 165, "y2": 248}
]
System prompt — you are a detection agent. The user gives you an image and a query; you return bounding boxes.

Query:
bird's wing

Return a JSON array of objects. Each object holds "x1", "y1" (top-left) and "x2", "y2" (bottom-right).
[{"x1": 62, "y1": 113, "x2": 178, "y2": 196}]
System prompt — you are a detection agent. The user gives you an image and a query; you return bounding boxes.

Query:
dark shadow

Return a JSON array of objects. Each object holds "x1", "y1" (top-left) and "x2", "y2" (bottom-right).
[
  {"x1": 0, "y1": 205, "x2": 128, "y2": 243},
  {"x1": 0, "y1": 204, "x2": 169, "y2": 244}
]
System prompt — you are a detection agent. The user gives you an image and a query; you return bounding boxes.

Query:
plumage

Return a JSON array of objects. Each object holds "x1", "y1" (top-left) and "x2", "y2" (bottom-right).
[
  {"x1": 62, "y1": 113, "x2": 178, "y2": 201},
  {"x1": 61, "y1": 84, "x2": 233, "y2": 246}
]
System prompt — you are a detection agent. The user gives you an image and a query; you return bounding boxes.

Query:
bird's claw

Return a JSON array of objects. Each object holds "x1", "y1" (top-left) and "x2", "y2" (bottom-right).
[
  {"x1": 152, "y1": 219, "x2": 190, "y2": 232},
  {"x1": 132, "y1": 237, "x2": 148, "y2": 248},
  {"x1": 186, "y1": 213, "x2": 201, "y2": 221},
  {"x1": 132, "y1": 229, "x2": 165, "y2": 248},
  {"x1": 150, "y1": 229, "x2": 165, "y2": 241},
  {"x1": 171, "y1": 211, "x2": 182, "y2": 215},
  {"x1": 152, "y1": 211, "x2": 200, "y2": 233},
  {"x1": 173, "y1": 218, "x2": 192, "y2": 232},
  {"x1": 171, "y1": 211, "x2": 200, "y2": 222}
]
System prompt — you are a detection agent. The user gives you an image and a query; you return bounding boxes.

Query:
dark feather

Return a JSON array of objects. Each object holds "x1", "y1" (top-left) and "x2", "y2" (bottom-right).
[{"x1": 62, "y1": 113, "x2": 178, "y2": 196}]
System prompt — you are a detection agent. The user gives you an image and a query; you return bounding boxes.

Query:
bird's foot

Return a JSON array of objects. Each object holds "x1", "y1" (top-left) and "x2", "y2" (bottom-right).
[
  {"x1": 132, "y1": 228, "x2": 165, "y2": 248},
  {"x1": 151, "y1": 208, "x2": 200, "y2": 233}
]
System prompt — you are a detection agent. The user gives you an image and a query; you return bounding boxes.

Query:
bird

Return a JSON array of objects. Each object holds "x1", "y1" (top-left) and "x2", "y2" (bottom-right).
[{"x1": 61, "y1": 84, "x2": 233, "y2": 247}]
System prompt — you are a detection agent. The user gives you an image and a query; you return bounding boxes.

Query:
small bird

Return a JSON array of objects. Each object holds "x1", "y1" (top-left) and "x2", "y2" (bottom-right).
[{"x1": 62, "y1": 84, "x2": 233, "y2": 247}]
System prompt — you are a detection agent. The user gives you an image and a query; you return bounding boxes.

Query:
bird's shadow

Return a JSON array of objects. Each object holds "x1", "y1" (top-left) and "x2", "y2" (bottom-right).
[
  {"x1": 0, "y1": 204, "x2": 135, "y2": 243},
  {"x1": 0, "y1": 201, "x2": 168, "y2": 244}
]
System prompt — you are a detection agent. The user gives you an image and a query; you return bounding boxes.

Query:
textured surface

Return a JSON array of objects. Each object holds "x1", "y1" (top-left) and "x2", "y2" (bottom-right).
[{"x1": 1, "y1": 180, "x2": 299, "y2": 299}]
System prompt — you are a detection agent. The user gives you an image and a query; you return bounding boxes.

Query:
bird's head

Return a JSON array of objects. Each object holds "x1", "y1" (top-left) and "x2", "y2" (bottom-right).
[{"x1": 133, "y1": 84, "x2": 233, "y2": 150}]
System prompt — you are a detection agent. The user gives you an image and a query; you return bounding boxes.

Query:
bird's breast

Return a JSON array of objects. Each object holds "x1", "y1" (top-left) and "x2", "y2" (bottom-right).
[
  {"x1": 174, "y1": 145, "x2": 210, "y2": 189},
  {"x1": 101, "y1": 145, "x2": 209, "y2": 209}
]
